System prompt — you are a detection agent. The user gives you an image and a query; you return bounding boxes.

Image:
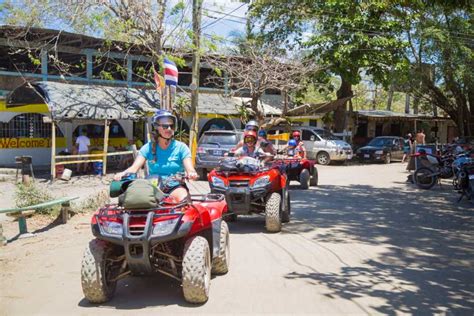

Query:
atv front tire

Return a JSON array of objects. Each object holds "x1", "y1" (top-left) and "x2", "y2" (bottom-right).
[
  {"x1": 182, "y1": 236, "x2": 212, "y2": 304},
  {"x1": 310, "y1": 166, "x2": 318, "y2": 186},
  {"x1": 212, "y1": 221, "x2": 230, "y2": 275},
  {"x1": 281, "y1": 187, "x2": 291, "y2": 223},
  {"x1": 265, "y1": 192, "x2": 282, "y2": 233},
  {"x1": 300, "y1": 169, "x2": 310, "y2": 189},
  {"x1": 81, "y1": 239, "x2": 117, "y2": 303}
]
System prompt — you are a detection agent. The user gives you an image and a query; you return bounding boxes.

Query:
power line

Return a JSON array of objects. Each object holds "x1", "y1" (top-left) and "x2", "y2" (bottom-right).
[
  {"x1": 202, "y1": 7, "x2": 247, "y2": 21},
  {"x1": 201, "y1": 3, "x2": 246, "y2": 30},
  {"x1": 202, "y1": 12, "x2": 247, "y2": 25}
]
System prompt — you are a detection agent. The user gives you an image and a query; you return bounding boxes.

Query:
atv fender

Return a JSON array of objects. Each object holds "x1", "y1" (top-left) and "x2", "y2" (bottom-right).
[
  {"x1": 279, "y1": 174, "x2": 287, "y2": 190},
  {"x1": 211, "y1": 218, "x2": 223, "y2": 259}
]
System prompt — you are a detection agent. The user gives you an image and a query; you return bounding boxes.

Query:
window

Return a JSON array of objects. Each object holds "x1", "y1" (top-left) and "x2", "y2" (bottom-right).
[
  {"x1": 0, "y1": 113, "x2": 63, "y2": 138},
  {"x1": 73, "y1": 121, "x2": 125, "y2": 138},
  {"x1": 301, "y1": 130, "x2": 315, "y2": 141},
  {"x1": 309, "y1": 120, "x2": 318, "y2": 127}
]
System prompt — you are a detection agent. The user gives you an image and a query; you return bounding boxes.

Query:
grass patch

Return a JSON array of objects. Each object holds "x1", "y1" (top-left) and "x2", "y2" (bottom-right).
[
  {"x1": 72, "y1": 189, "x2": 109, "y2": 214},
  {"x1": 14, "y1": 183, "x2": 61, "y2": 216}
]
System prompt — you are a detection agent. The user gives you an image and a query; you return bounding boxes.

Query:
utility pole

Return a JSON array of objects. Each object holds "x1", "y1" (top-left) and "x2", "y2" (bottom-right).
[{"x1": 189, "y1": 0, "x2": 203, "y2": 164}]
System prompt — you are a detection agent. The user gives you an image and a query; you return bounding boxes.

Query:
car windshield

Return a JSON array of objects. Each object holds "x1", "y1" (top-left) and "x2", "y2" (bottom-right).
[
  {"x1": 199, "y1": 133, "x2": 240, "y2": 145},
  {"x1": 315, "y1": 130, "x2": 340, "y2": 140},
  {"x1": 368, "y1": 138, "x2": 394, "y2": 147}
]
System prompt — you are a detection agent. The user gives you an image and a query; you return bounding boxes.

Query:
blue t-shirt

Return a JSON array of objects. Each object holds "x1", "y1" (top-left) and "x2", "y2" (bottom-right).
[{"x1": 139, "y1": 140, "x2": 191, "y2": 181}]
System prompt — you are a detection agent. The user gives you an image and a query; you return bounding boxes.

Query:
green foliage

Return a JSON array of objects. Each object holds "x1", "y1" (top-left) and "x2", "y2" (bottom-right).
[
  {"x1": 169, "y1": 1, "x2": 185, "y2": 16},
  {"x1": 250, "y1": 0, "x2": 408, "y2": 87},
  {"x1": 99, "y1": 70, "x2": 114, "y2": 81},
  {"x1": 15, "y1": 183, "x2": 55, "y2": 215},
  {"x1": 28, "y1": 52, "x2": 41, "y2": 66}
]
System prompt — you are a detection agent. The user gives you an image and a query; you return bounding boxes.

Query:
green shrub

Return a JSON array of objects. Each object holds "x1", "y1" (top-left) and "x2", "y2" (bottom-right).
[{"x1": 15, "y1": 183, "x2": 57, "y2": 215}]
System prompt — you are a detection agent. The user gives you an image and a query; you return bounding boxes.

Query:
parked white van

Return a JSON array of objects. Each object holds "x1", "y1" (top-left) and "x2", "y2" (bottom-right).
[{"x1": 268, "y1": 126, "x2": 353, "y2": 165}]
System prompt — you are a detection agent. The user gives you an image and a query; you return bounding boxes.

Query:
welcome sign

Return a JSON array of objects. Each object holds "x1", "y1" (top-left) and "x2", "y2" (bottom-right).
[{"x1": 0, "y1": 138, "x2": 67, "y2": 149}]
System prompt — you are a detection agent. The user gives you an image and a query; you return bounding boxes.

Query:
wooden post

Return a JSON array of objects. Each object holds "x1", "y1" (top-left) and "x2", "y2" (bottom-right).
[
  {"x1": 61, "y1": 201, "x2": 71, "y2": 224},
  {"x1": 102, "y1": 120, "x2": 110, "y2": 176},
  {"x1": 50, "y1": 122, "x2": 56, "y2": 180}
]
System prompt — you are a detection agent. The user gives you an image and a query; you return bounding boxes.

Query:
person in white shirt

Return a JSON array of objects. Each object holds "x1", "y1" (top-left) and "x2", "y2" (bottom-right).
[{"x1": 75, "y1": 129, "x2": 91, "y2": 174}]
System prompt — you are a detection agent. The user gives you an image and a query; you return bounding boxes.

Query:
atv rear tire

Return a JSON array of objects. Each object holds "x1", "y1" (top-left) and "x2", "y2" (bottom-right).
[
  {"x1": 265, "y1": 192, "x2": 282, "y2": 233},
  {"x1": 212, "y1": 221, "x2": 230, "y2": 275},
  {"x1": 224, "y1": 213, "x2": 238, "y2": 222},
  {"x1": 310, "y1": 166, "x2": 318, "y2": 186},
  {"x1": 281, "y1": 187, "x2": 291, "y2": 223},
  {"x1": 182, "y1": 236, "x2": 211, "y2": 304},
  {"x1": 300, "y1": 169, "x2": 310, "y2": 189},
  {"x1": 81, "y1": 239, "x2": 117, "y2": 303}
]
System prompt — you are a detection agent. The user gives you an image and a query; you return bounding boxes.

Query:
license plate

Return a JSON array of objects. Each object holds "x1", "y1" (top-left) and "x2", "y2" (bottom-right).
[
  {"x1": 364, "y1": 154, "x2": 370, "y2": 158},
  {"x1": 213, "y1": 150, "x2": 223, "y2": 156},
  {"x1": 469, "y1": 175, "x2": 474, "y2": 180}
]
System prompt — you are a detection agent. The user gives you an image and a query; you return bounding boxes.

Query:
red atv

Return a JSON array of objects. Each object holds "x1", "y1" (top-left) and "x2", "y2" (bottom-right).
[
  {"x1": 272, "y1": 155, "x2": 318, "y2": 189},
  {"x1": 80, "y1": 174, "x2": 229, "y2": 304},
  {"x1": 208, "y1": 157, "x2": 290, "y2": 233}
]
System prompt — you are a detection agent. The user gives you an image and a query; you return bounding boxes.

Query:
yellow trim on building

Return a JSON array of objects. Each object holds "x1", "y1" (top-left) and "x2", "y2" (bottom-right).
[
  {"x1": 89, "y1": 137, "x2": 128, "y2": 148},
  {"x1": 0, "y1": 137, "x2": 67, "y2": 149},
  {"x1": 0, "y1": 101, "x2": 49, "y2": 113},
  {"x1": 268, "y1": 133, "x2": 290, "y2": 141}
]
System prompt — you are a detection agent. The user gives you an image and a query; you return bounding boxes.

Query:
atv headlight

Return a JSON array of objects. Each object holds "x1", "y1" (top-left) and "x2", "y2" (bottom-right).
[
  {"x1": 102, "y1": 221, "x2": 123, "y2": 235},
  {"x1": 211, "y1": 176, "x2": 227, "y2": 189},
  {"x1": 153, "y1": 217, "x2": 180, "y2": 236},
  {"x1": 252, "y1": 175, "x2": 270, "y2": 188},
  {"x1": 375, "y1": 150, "x2": 383, "y2": 155}
]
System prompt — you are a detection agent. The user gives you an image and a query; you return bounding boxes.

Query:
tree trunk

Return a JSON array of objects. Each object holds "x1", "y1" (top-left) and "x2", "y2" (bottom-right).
[
  {"x1": 251, "y1": 97, "x2": 265, "y2": 126},
  {"x1": 334, "y1": 77, "x2": 352, "y2": 133},
  {"x1": 405, "y1": 93, "x2": 410, "y2": 114},
  {"x1": 413, "y1": 95, "x2": 419, "y2": 114},
  {"x1": 189, "y1": 0, "x2": 202, "y2": 162},
  {"x1": 282, "y1": 90, "x2": 288, "y2": 116},
  {"x1": 386, "y1": 85, "x2": 394, "y2": 111}
]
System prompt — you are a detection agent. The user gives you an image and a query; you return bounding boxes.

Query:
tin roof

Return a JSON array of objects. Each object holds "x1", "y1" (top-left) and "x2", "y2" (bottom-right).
[{"x1": 6, "y1": 81, "x2": 281, "y2": 120}]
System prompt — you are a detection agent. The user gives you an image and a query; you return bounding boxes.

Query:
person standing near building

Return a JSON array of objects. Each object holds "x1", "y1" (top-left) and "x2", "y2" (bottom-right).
[
  {"x1": 401, "y1": 133, "x2": 414, "y2": 163},
  {"x1": 416, "y1": 129, "x2": 426, "y2": 145},
  {"x1": 76, "y1": 129, "x2": 91, "y2": 174}
]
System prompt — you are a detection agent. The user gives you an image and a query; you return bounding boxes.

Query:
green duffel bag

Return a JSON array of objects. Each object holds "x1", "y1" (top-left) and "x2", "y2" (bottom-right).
[{"x1": 118, "y1": 179, "x2": 164, "y2": 209}]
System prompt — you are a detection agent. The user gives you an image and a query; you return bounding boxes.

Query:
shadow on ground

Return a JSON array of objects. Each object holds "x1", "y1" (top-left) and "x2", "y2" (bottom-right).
[{"x1": 282, "y1": 183, "x2": 474, "y2": 314}]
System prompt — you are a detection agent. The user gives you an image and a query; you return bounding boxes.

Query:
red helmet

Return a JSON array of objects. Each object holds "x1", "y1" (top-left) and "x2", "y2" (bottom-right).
[
  {"x1": 244, "y1": 130, "x2": 257, "y2": 143},
  {"x1": 292, "y1": 131, "x2": 301, "y2": 137}
]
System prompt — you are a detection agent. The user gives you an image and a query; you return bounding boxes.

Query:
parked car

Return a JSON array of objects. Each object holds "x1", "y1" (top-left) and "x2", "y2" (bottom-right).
[
  {"x1": 356, "y1": 136, "x2": 405, "y2": 164},
  {"x1": 196, "y1": 130, "x2": 243, "y2": 178},
  {"x1": 268, "y1": 126, "x2": 353, "y2": 165}
]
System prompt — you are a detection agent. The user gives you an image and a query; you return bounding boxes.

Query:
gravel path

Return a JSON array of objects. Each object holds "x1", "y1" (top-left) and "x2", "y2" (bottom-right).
[{"x1": 0, "y1": 163, "x2": 473, "y2": 315}]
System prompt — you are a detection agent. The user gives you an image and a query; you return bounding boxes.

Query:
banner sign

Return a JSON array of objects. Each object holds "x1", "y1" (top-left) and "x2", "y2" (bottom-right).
[{"x1": 0, "y1": 138, "x2": 66, "y2": 149}]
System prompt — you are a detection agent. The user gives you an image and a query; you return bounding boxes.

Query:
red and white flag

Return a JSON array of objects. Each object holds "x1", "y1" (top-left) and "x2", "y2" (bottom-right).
[{"x1": 164, "y1": 58, "x2": 178, "y2": 86}]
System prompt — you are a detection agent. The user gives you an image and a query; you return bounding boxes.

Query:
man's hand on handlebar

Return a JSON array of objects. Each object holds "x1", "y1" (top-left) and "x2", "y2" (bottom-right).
[{"x1": 186, "y1": 170, "x2": 199, "y2": 181}]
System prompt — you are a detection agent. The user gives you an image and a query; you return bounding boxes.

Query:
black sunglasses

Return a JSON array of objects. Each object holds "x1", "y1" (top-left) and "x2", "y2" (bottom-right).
[{"x1": 156, "y1": 123, "x2": 175, "y2": 130}]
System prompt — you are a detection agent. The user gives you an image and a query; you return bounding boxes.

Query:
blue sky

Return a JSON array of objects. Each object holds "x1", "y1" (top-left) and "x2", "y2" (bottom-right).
[{"x1": 0, "y1": 0, "x2": 248, "y2": 46}]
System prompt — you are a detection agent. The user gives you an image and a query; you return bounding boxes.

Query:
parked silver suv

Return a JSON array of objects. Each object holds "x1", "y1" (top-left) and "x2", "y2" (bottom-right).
[{"x1": 269, "y1": 126, "x2": 353, "y2": 165}]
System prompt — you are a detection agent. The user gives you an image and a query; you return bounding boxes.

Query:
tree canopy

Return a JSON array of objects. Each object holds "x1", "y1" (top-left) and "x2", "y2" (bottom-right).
[{"x1": 249, "y1": 0, "x2": 474, "y2": 136}]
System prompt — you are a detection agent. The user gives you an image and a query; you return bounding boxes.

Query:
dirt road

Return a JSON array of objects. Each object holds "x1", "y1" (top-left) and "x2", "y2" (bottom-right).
[{"x1": 1, "y1": 164, "x2": 473, "y2": 315}]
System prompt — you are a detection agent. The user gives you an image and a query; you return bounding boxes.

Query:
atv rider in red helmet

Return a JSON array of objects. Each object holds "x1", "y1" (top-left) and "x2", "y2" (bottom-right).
[
  {"x1": 234, "y1": 130, "x2": 272, "y2": 161},
  {"x1": 114, "y1": 110, "x2": 198, "y2": 202},
  {"x1": 289, "y1": 131, "x2": 307, "y2": 159},
  {"x1": 234, "y1": 120, "x2": 260, "y2": 151}
]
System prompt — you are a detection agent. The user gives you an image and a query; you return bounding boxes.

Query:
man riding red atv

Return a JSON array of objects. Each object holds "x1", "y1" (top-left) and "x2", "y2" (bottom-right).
[
  {"x1": 274, "y1": 137, "x2": 318, "y2": 189},
  {"x1": 208, "y1": 130, "x2": 290, "y2": 233},
  {"x1": 81, "y1": 174, "x2": 229, "y2": 304}
]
